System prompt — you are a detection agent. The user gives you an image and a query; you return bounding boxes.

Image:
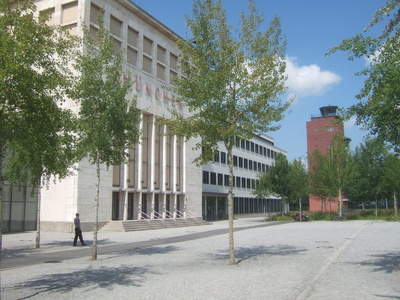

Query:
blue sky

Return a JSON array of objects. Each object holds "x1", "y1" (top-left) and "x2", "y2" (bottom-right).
[{"x1": 134, "y1": 0, "x2": 385, "y2": 161}]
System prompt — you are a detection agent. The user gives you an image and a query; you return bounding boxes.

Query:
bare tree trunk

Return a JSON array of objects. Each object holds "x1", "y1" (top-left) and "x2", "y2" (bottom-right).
[
  {"x1": 375, "y1": 196, "x2": 378, "y2": 217},
  {"x1": 394, "y1": 192, "x2": 398, "y2": 220},
  {"x1": 226, "y1": 141, "x2": 235, "y2": 265},
  {"x1": 91, "y1": 159, "x2": 100, "y2": 260},
  {"x1": 338, "y1": 188, "x2": 342, "y2": 217},
  {"x1": 35, "y1": 181, "x2": 41, "y2": 248}
]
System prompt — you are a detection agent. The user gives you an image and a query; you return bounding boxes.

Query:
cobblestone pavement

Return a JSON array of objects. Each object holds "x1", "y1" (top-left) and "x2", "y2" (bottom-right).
[{"x1": 1, "y1": 219, "x2": 399, "y2": 300}]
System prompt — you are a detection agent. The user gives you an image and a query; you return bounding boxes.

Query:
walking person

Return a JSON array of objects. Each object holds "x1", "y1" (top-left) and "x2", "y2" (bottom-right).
[{"x1": 73, "y1": 213, "x2": 87, "y2": 246}]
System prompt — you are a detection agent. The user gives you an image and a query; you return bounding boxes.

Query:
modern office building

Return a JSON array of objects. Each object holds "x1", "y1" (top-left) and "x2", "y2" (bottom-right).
[
  {"x1": 202, "y1": 134, "x2": 287, "y2": 221},
  {"x1": 306, "y1": 105, "x2": 347, "y2": 212},
  {"x1": 2, "y1": 0, "x2": 286, "y2": 232}
]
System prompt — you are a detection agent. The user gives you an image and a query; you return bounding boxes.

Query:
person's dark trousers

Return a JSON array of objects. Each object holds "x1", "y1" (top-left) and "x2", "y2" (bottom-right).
[{"x1": 73, "y1": 227, "x2": 85, "y2": 246}]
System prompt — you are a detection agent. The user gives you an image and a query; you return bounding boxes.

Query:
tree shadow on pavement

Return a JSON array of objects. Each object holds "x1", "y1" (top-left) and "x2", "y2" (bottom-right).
[
  {"x1": 354, "y1": 251, "x2": 400, "y2": 274},
  {"x1": 210, "y1": 244, "x2": 307, "y2": 264},
  {"x1": 12, "y1": 265, "x2": 154, "y2": 299},
  {"x1": 1, "y1": 239, "x2": 112, "y2": 258},
  {"x1": 103, "y1": 245, "x2": 181, "y2": 259}
]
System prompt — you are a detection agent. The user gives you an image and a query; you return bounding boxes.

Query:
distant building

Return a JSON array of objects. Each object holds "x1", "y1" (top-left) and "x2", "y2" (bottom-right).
[
  {"x1": 306, "y1": 106, "x2": 349, "y2": 212},
  {"x1": 202, "y1": 134, "x2": 287, "y2": 221}
]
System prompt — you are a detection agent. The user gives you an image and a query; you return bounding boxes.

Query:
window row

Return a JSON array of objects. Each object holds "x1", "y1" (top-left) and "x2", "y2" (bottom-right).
[
  {"x1": 233, "y1": 197, "x2": 282, "y2": 214},
  {"x1": 203, "y1": 171, "x2": 259, "y2": 189},
  {"x1": 235, "y1": 138, "x2": 278, "y2": 159},
  {"x1": 214, "y1": 151, "x2": 269, "y2": 172},
  {"x1": 90, "y1": 2, "x2": 180, "y2": 84}
]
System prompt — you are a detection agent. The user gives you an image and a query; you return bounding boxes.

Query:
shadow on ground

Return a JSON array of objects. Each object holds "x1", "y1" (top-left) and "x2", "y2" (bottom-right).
[
  {"x1": 1, "y1": 239, "x2": 113, "y2": 258},
  {"x1": 11, "y1": 265, "x2": 154, "y2": 299},
  {"x1": 353, "y1": 251, "x2": 400, "y2": 274},
  {"x1": 210, "y1": 244, "x2": 307, "y2": 263},
  {"x1": 102, "y1": 245, "x2": 181, "y2": 260}
]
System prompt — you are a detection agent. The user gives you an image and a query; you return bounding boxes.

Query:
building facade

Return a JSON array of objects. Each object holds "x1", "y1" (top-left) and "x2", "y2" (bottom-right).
[
  {"x1": 306, "y1": 106, "x2": 347, "y2": 212},
  {"x1": 32, "y1": 0, "x2": 202, "y2": 232},
  {"x1": 2, "y1": 0, "x2": 286, "y2": 232},
  {"x1": 202, "y1": 134, "x2": 287, "y2": 221}
]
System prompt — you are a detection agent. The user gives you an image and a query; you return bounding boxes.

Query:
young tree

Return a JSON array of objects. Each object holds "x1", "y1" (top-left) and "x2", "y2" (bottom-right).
[
  {"x1": 326, "y1": 133, "x2": 356, "y2": 217},
  {"x1": 348, "y1": 138, "x2": 389, "y2": 215},
  {"x1": 0, "y1": 0, "x2": 77, "y2": 249},
  {"x1": 255, "y1": 153, "x2": 290, "y2": 210},
  {"x1": 383, "y1": 153, "x2": 400, "y2": 220},
  {"x1": 256, "y1": 155, "x2": 308, "y2": 219},
  {"x1": 288, "y1": 158, "x2": 308, "y2": 219},
  {"x1": 161, "y1": 0, "x2": 290, "y2": 264},
  {"x1": 327, "y1": 1, "x2": 400, "y2": 151},
  {"x1": 309, "y1": 134, "x2": 355, "y2": 215},
  {"x1": 71, "y1": 15, "x2": 141, "y2": 260},
  {"x1": 308, "y1": 149, "x2": 336, "y2": 211}
]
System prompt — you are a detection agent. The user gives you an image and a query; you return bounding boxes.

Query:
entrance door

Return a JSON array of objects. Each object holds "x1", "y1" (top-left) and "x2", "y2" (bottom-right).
[
  {"x1": 217, "y1": 197, "x2": 227, "y2": 220},
  {"x1": 166, "y1": 195, "x2": 171, "y2": 217},
  {"x1": 154, "y1": 194, "x2": 160, "y2": 216},
  {"x1": 128, "y1": 193, "x2": 134, "y2": 220},
  {"x1": 112, "y1": 192, "x2": 119, "y2": 220},
  {"x1": 141, "y1": 194, "x2": 147, "y2": 219}
]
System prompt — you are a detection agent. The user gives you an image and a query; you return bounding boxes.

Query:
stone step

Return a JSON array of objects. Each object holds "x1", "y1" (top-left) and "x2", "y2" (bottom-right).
[{"x1": 100, "y1": 218, "x2": 211, "y2": 232}]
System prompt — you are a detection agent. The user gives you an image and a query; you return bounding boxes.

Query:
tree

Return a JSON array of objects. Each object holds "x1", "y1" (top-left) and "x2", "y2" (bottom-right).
[
  {"x1": 161, "y1": 0, "x2": 290, "y2": 264},
  {"x1": 327, "y1": 1, "x2": 400, "y2": 151},
  {"x1": 255, "y1": 153, "x2": 290, "y2": 209},
  {"x1": 288, "y1": 158, "x2": 308, "y2": 219},
  {"x1": 383, "y1": 153, "x2": 400, "y2": 219},
  {"x1": 348, "y1": 138, "x2": 389, "y2": 215},
  {"x1": 71, "y1": 14, "x2": 141, "y2": 260},
  {"x1": 309, "y1": 133, "x2": 355, "y2": 215},
  {"x1": 0, "y1": 0, "x2": 77, "y2": 249},
  {"x1": 308, "y1": 149, "x2": 336, "y2": 211},
  {"x1": 256, "y1": 155, "x2": 308, "y2": 219}
]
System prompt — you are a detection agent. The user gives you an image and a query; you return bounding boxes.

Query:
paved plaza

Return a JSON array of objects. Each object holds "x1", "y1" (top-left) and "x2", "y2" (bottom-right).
[{"x1": 1, "y1": 219, "x2": 399, "y2": 299}]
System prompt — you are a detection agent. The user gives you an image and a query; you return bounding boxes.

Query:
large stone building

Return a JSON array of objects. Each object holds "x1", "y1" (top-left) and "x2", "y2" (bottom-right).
[{"x1": 2, "y1": 0, "x2": 286, "y2": 232}]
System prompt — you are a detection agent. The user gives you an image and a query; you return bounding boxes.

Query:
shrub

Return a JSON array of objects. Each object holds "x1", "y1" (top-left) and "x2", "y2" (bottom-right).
[{"x1": 309, "y1": 211, "x2": 331, "y2": 221}]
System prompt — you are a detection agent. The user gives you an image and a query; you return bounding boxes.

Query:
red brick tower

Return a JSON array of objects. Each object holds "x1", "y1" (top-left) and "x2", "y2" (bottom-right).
[{"x1": 306, "y1": 106, "x2": 344, "y2": 212}]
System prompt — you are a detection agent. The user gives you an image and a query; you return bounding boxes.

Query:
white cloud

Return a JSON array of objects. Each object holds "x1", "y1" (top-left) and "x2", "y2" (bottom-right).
[
  {"x1": 363, "y1": 50, "x2": 381, "y2": 66},
  {"x1": 285, "y1": 56, "x2": 341, "y2": 98},
  {"x1": 345, "y1": 116, "x2": 357, "y2": 130}
]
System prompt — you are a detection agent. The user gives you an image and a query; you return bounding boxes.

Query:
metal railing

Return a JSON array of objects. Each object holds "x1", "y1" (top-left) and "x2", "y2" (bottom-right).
[
  {"x1": 176, "y1": 210, "x2": 184, "y2": 218},
  {"x1": 154, "y1": 211, "x2": 164, "y2": 221},
  {"x1": 140, "y1": 211, "x2": 151, "y2": 222},
  {"x1": 165, "y1": 210, "x2": 175, "y2": 219}
]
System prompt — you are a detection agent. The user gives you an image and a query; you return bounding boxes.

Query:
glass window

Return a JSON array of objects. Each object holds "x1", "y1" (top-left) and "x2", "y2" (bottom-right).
[
  {"x1": 203, "y1": 171, "x2": 209, "y2": 184},
  {"x1": 110, "y1": 15, "x2": 122, "y2": 37},
  {"x1": 210, "y1": 172, "x2": 216, "y2": 185},
  {"x1": 90, "y1": 3, "x2": 101, "y2": 25},
  {"x1": 157, "y1": 45, "x2": 166, "y2": 63},
  {"x1": 62, "y1": 1, "x2": 78, "y2": 24},
  {"x1": 214, "y1": 151, "x2": 219, "y2": 163},
  {"x1": 143, "y1": 36, "x2": 153, "y2": 55},
  {"x1": 143, "y1": 55, "x2": 152, "y2": 73},
  {"x1": 218, "y1": 173, "x2": 223, "y2": 186},
  {"x1": 221, "y1": 152, "x2": 226, "y2": 164},
  {"x1": 170, "y1": 53, "x2": 178, "y2": 70},
  {"x1": 128, "y1": 27, "x2": 138, "y2": 47},
  {"x1": 127, "y1": 47, "x2": 137, "y2": 66},
  {"x1": 224, "y1": 174, "x2": 229, "y2": 186}
]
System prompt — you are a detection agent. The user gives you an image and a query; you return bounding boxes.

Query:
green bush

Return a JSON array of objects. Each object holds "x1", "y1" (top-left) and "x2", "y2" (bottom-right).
[{"x1": 309, "y1": 211, "x2": 331, "y2": 221}]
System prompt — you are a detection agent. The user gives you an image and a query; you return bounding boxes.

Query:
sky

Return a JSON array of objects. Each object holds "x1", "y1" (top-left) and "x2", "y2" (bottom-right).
[{"x1": 134, "y1": 0, "x2": 385, "y2": 161}]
